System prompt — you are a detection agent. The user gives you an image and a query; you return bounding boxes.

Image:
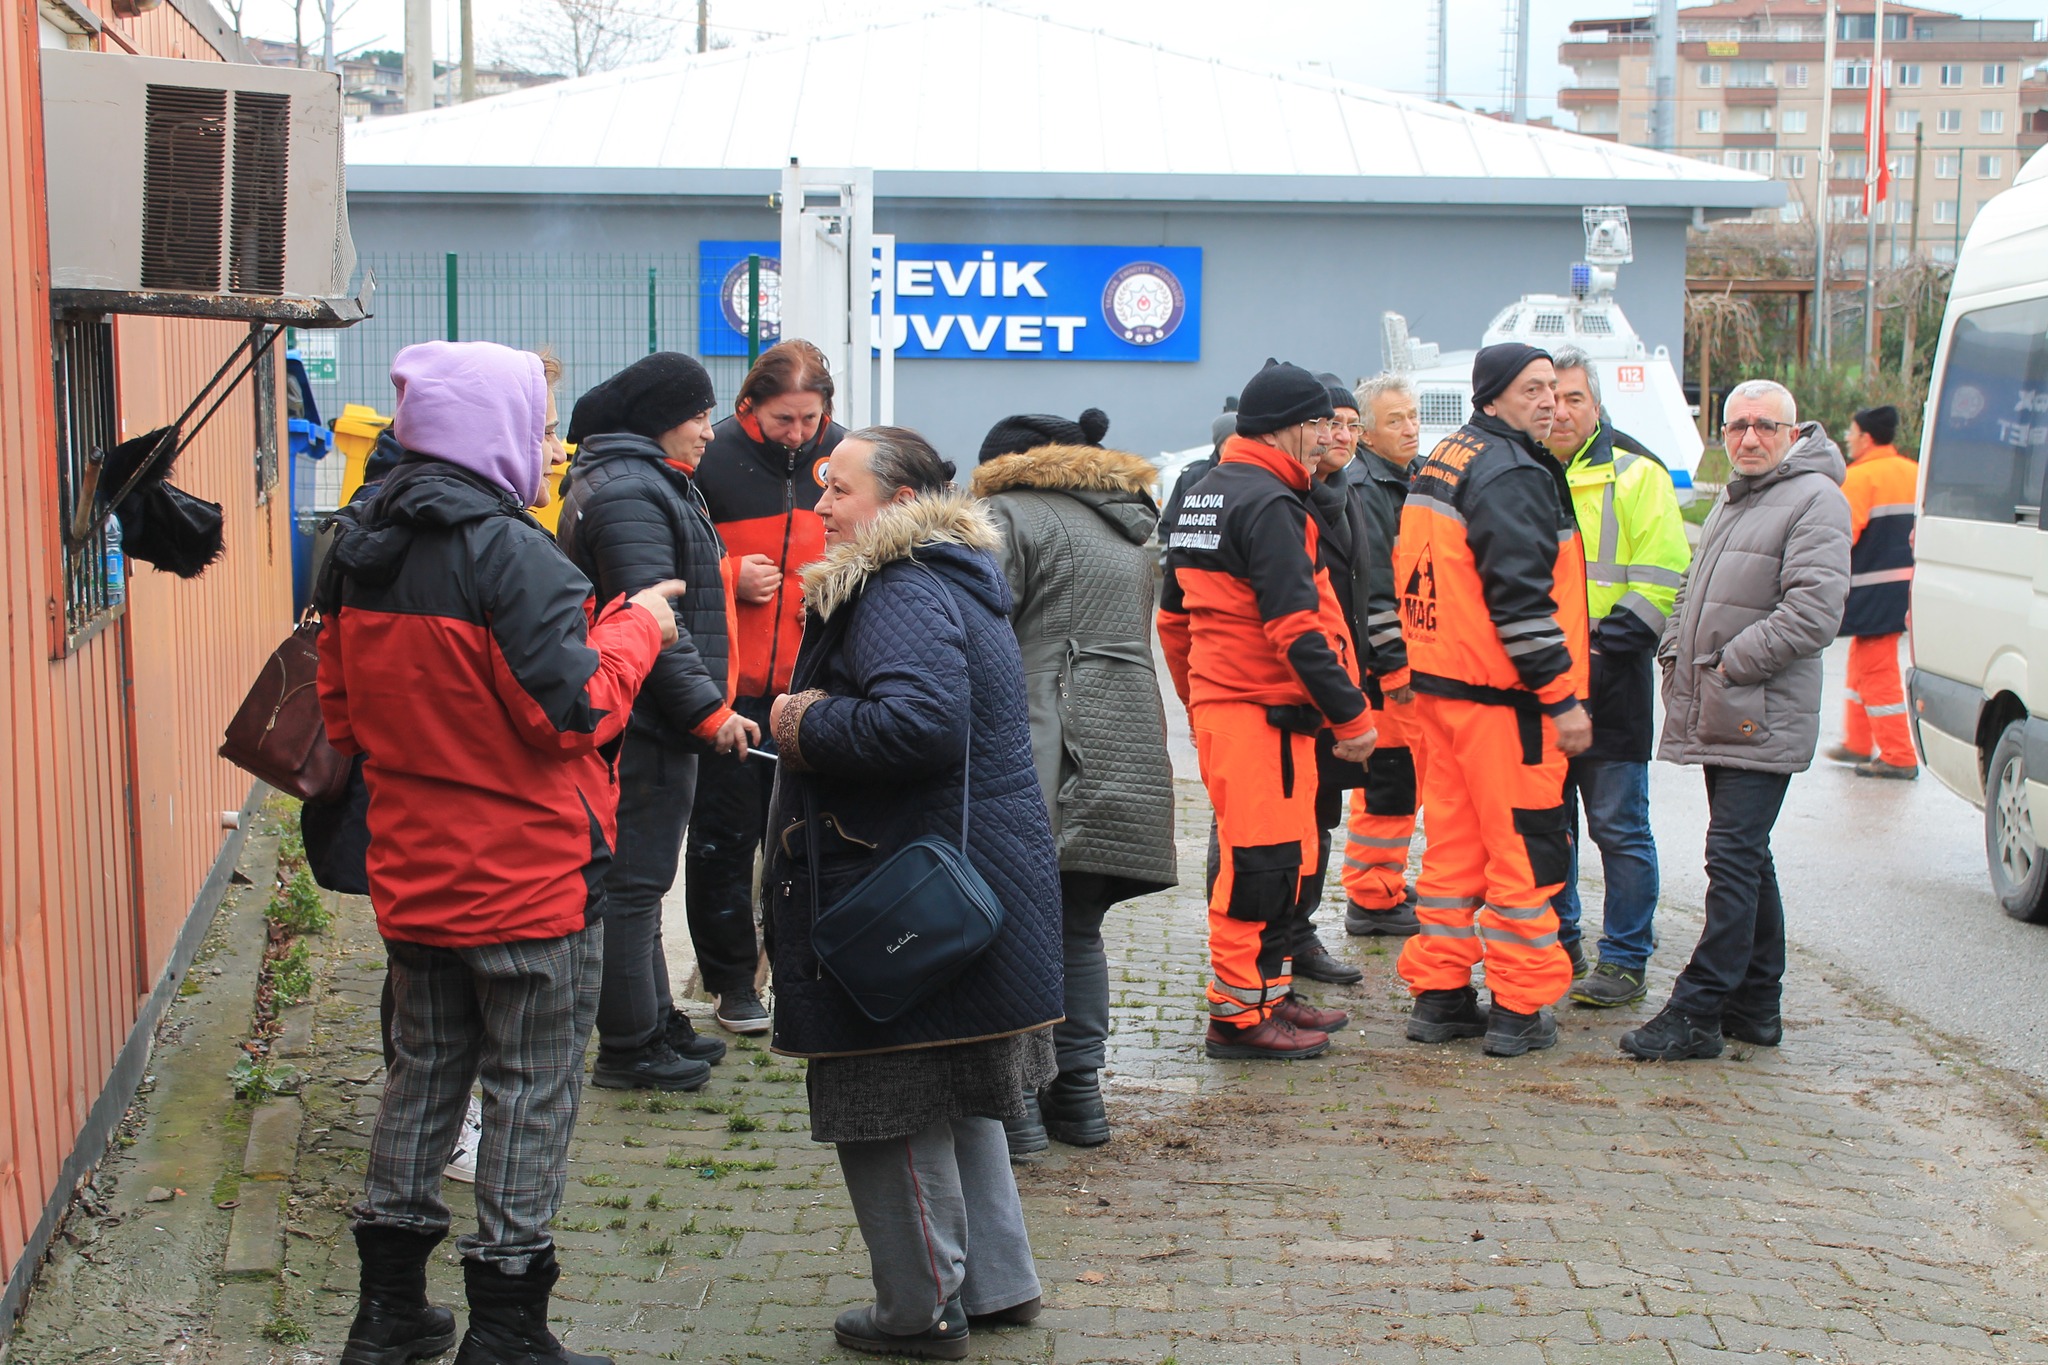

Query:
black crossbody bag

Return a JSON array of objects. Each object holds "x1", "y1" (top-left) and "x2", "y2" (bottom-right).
[{"x1": 804, "y1": 568, "x2": 1007, "y2": 1024}]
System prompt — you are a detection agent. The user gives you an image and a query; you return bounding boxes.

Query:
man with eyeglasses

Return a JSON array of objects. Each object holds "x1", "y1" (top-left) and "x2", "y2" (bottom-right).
[
  {"x1": 1624, "y1": 379, "x2": 1849, "y2": 1062},
  {"x1": 1159, "y1": 360, "x2": 1377, "y2": 1061},
  {"x1": 1393, "y1": 343, "x2": 1591, "y2": 1058}
]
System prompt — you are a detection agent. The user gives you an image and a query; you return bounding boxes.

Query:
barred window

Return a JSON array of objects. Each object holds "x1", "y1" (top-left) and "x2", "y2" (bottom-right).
[{"x1": 53, "y1": 313, "x2": 123, "y2": 652}]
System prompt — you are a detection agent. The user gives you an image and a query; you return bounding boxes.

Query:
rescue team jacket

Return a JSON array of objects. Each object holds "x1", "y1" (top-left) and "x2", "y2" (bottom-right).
[
  {"x1": 1396, "y1": 412, "x2": 1590, "y2": 715},
  {"x1": 316, "y1": 460, "x2": 665, "y2": 948},
  {"x1": 1566, "y1": 422, "x2": 1691, "y2": 764},
  {"x1": 1350, "y1": 448, "x2": 1418, "y2": 687},
  {"x1": 1838, "y1": 443, "x2": 1917, "y2": 639},
  {"x1": 694, "y1": 412, "x2": 848, "y2": 700},
  {"x1": 555, "y1": 432, "x2": 737, "y2": 751},
  {"x1": 1157, "y1": 435, "x2": 1373, "y2": 739}
]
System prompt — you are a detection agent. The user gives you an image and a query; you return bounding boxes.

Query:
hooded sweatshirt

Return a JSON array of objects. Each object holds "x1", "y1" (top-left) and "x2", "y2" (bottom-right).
[{"x1": 391, "y1": 340, "x2": 548, "y2": 507}]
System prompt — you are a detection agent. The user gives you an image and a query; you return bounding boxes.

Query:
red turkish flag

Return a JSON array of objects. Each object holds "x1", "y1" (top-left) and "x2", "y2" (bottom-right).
[{"x1": 1864, "y1": 72, "x2": 1891, "y2": 216}]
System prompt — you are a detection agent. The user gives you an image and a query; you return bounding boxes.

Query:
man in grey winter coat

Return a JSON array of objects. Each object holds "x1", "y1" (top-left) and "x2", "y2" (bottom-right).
[
  {"x1": 1622, "y1": 379, "x2": 1851, "y2": 1062},
  {"x1": 974, "y1": 409, "x2": 1178, "y2": 1156}
]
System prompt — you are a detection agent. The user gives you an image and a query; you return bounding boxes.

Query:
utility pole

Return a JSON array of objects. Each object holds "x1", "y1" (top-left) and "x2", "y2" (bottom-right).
[
  {"x1": 1814, "y1": 0, "x2": 1838, "y2": 364},
  {"x1": 1512, "y1": 0, "x2": 1531, "y2": 123},
  {"x1": 697, "y1": 0, "x2": 708, "y2": 54},
  {"x1": 1908, "y1": 122, "x2": 1924, "y2": 260},
  {"x1": 1430, "y1": 0, "x2": 1448, "y2": 103},
  {"x1": 1863, "y1": 0, "x2": 1885, "y2": 368},
  {"x1": 404, "y1": 0, "x2": 433, "y2": 112},
  {"x1": 1650, "y1": 0, "x2": 1677, "y2": 151},
  {"x1": 459, "y1": 0, "x2": 474, "y2": 101}
]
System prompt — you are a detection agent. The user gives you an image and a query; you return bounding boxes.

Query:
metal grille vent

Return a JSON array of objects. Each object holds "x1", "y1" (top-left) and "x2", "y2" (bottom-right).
[
  {"x1": 1531, "y1": 312, "x2": 1568, "y2": 335},
  {"x1": 1418, "y1": 389, "x2": 1466, "y2": 427},
  {"x1": 229, "y1": 91, "x2": 289, "y2": 295},
  {"x1": 141, "y1": 84, "x2": 226, "y2": 291},
  {"x1": 1580, "y1": 314, "x2": 1614, "y2": 335}
]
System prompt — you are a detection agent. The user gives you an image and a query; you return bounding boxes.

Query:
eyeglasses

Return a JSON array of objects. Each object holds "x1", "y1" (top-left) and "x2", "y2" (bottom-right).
[{"x1": 1723, "y1": 418, "x2": 1787, "y2": 441}]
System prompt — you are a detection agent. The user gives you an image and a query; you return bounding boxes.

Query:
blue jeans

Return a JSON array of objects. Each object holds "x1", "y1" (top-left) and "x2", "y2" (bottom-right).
[{"x1": 1553, "y1": 758, "x2": 1659, "y2": 971}]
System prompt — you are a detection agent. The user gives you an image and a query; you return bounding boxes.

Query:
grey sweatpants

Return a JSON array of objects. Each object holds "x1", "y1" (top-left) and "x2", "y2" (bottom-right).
[
  {"x1": 357, "y1": 923, "x2": 602, "y2": 1273},
  {"x1": 1055, "y1": 872, "x2": 1119, "y2": 1074},
  {"x1": 837, "y1": 1117, "x2": 1042, "y2": 1333}
]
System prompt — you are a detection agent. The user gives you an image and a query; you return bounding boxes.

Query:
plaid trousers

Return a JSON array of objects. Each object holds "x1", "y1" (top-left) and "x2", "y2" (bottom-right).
[{"x1": 356, "y1": 923, "x2": 602, "y2": 1272}]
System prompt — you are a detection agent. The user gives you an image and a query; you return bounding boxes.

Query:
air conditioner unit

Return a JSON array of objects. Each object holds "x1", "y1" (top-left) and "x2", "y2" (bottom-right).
[{"x1": 40, "y1": 48, "x2": 367, "y2": 326}]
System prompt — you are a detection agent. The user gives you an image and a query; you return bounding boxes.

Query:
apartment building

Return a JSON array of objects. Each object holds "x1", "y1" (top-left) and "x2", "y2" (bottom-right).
[
  {"x1": 1560, "y1": 0, "x2": 2048, "y2": 262},
  {"x1": 241, "y1": 34, "x2": 559, "y2": 119}
]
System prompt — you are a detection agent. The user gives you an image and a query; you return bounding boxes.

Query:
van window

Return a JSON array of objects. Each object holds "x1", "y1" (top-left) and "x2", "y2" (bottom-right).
[{"x1": 1924, "y1": 296, "x2": 2048, "y2": 523}]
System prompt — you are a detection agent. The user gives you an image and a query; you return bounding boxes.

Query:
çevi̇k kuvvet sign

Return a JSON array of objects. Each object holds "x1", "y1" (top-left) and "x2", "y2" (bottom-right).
[{"x1": 699, "y1": 241, "x2": 1202, "y2": 362}]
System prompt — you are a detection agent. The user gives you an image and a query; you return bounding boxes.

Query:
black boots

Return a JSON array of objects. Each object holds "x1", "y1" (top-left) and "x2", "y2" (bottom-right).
[
  {"x1": 1001, "y1": 1092, "x2": 1048, "y2": 1162},
  {"x1": 1620, "y1": 1007, "x2": 1725, "y2": 1061},
  {"x1": 1483, "y1": 1005, "x2": 1559, "y2": 1057},
  {"x1": 1039, "y1": 1070, "x2": 1111, "y2": 1148},
  {"x1": 834, "y1": 1292, "x2": 970, "y2": 1360},
  {"x1": 453, "y1": 1249, "x2": 613, "y2": 1365},
  {"x1": 1405, "y1": 986, "x2": 1488, "y2": 1043},
  {"x1": 341, "y1": 1225, "x2": 458, "y2": 1365}
]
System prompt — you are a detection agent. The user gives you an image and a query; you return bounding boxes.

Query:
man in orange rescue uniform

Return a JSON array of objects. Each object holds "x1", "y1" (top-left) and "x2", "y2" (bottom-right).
[
  {"x1": 1826, "y1": 403, "x2": 1919, "y2": 780},
  {"x1": 1160, "y1": 359, "x2": 1378, "y2": 1061},
  {"x1": 1393, "y1": 343, "x2": 1593, "y2": 1057}
]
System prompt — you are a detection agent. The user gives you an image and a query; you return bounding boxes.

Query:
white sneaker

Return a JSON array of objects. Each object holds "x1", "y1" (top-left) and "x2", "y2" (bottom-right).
[{"x1": 444, "y1": 1095, "x2": 482, "y2": 1184}]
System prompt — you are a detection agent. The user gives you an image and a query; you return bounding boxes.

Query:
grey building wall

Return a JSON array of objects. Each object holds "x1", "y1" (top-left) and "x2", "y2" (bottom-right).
[{"x1": 339, "y1": 192, "x2": 1690, "y2": 467}]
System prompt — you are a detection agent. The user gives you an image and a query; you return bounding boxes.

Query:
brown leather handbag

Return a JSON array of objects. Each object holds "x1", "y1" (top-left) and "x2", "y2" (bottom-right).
[{"x1": 219, "y1": 615, "x2": 352, "y2": 803}]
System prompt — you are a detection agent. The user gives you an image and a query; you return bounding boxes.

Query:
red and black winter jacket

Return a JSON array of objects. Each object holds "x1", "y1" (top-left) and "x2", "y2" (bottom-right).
[
  {"x1": 316, "y1": 460, "x2": 664, "y2": 948},
  {"x1": 1157, "y1": 436, "x2": 1373, "y2": 739},
  {"x1": 695, "y1": 412, "x2": 848, "y2": 701}
]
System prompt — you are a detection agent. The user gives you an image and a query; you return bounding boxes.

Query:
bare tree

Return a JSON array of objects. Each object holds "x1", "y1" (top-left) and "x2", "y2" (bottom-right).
[
  {"x1": 496, "y1": 0, "x2": 682, "y2": 78},
  {"x1": 219, "y1": 0, "x2": 247, "y2": 38},
  {"x1": 313, "y1": 0, "x2": 359, "y2": 71}
]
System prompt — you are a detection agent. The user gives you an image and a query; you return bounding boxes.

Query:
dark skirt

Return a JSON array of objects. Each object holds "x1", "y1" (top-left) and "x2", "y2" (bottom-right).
[{"x1": 807, "y1": 1028, "x2": 1057, "y2": 1145}]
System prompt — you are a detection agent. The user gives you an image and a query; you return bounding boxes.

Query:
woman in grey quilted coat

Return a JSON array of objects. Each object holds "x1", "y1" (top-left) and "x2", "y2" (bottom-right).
[{"x1": 972, "y1": 409, "x2": 1178, "y2": 1157}]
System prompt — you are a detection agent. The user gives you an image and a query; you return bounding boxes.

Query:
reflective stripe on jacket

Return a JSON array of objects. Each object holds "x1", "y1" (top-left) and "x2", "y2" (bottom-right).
[
  {"x1": 1394, "y1": 413, "x2": 1590, "y2": 714},
  {"x1": 1838, "y1": 444, "x2": 1917, "y2": 638}
]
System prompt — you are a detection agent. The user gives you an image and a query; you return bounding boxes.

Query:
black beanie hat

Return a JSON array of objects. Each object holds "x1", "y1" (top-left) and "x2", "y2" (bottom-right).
[
  {"x1": 1236, "y1": 359, "x2": 1335, "y2": 436},
  {"x1": 1315, "y1": 371, "x2": 1359, "y2": 414},
  {"x1": 1853, "y1": 404, "x2": 1899, "y2": 446},
  {"x1": 977, "y1": 408, "x2": 1111, "y2": 464},
  {"x1": 1470, "y1": 343, "x2": 1552, "y2": 411},
  {"x1": 565, "y1": 352, "x2": 717, "y2": 445}
]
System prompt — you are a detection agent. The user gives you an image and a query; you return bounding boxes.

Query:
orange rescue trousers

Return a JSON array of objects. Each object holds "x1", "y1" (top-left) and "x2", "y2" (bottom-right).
[
  {"x1": 1844, "y1": 632, "x2": 1915, "y2": 768},
  {"x1": 1192, "y1": 701, "x2": 1320, "y2": 1027},
  {"x1": 1342, "y1": 694, "x2": 1424, "y2": 910},
  {"x1": 1396, "y1": 694, "x2": 1573, "y2": 1016}
]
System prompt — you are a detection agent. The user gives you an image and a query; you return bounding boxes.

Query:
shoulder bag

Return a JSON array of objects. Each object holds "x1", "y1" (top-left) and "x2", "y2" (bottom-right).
[
  {"x1": 805, "y1": 568, "x2": 1007, "y2": 1024},
  {"x1": 219, "y1": 614, "x2": 353, "y2": 804}
]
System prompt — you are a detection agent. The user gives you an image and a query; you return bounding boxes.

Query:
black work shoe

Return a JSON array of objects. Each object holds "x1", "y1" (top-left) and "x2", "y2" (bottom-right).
[
  {"x1": 969, "y1": 1295, "x2": 1042, "y2": 1327},
  {"x1": 1570, "y1": 961, "x2": 1649, "y2": 1008},
  {"x1": 1484, "y1": 1004, "x2": 1559, "y2": 1057},
  {"x1": 455, "y1": 1249, "x2": 612, "y2": 1365},
  {"x1": 342, "y1": 1226, "x2": 457, "y2": 1365},
  {"x1": 1563, "y1": 939, "x2": 1591, "y2": 980},
  {"x1": 1854, "y1": 759, "x2": 1919, "y2": 781},
  {"x1": 1619, "y1": 1007, "x2": 1724, "y2": 1061},
  {"x1": 590, "y1": 1041, "x2": 711, "y2": 1092},
  {"x1": 834, "y1": 1294, "x2": 970, "y2": 1360},
  {"x1": 1825, "y1": 743, "x2": 1871, "y2": 764},
  {"x1": 1039, "y1": 1070, "x2": 1110, "y2": 1148},
  {"x1": 1405, "y1": 986, "x2": 1488, "y2": 1043},
  {"x1": 715, "y1": 986, "x2": 771, "y2": 1034},
  {"x1": 1292, "y1": 943, "x2": 1364, "y2": 984},
  {"x1": 1003, "y1": 1092, "x2": 1048, "y2": 1161},
  {"x1": 1722, "y1": 1011, "x2": 1783, "y2": 1047},
  {"x1": 664, "y1": 1008, "x2": 727, "y2": 1065},
  {"x1": 1345, "y1": 897, "x2": 1421, "y2": 936}
]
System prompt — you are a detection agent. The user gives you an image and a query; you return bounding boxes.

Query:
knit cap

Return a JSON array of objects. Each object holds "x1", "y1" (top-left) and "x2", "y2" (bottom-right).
[
  {"x1": 1235, "y1": 360, "x2": 1335, "y2": 436},
  {"x1": 1470, "y1": 343, "x2": 1552, "y2": 411}
]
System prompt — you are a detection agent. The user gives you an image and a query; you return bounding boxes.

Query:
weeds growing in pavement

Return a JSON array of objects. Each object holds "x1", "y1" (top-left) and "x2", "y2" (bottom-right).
[
  {"x1": 270, "y1": 940, "x2": 314, "y2": 1006},
  {"x1": 229, "y1": 1056, "x2": 300, "y2": 1100},
  {"x1": 267, "y1": 868, "x2": 330, "y2": 936}
]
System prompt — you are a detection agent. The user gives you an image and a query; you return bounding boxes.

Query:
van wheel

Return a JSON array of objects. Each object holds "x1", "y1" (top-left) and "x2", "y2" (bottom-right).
[{"x1": 1985, "y1": 721, "x2": 2048, "y2": 924}]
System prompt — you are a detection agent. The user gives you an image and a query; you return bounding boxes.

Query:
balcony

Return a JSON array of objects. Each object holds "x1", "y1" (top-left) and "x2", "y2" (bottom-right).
[
  {"x1": 1560, "y1": 86, "x2": 1622, "y2": 106},
  {"x1": 1725, "y1": 85, "x2": 1780, "y2": 104}
]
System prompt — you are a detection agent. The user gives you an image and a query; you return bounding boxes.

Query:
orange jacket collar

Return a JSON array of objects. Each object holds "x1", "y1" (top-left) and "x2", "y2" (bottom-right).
[
  {"x1": 1220, "y1": 433, "x2": 1311, "y2": 491},
  {"x1": 736, "y1": 408, "x2": 766, "y2": 444},
  {"x1": 1852, "y1": 442, "x2": 1901, "y2": 465}
]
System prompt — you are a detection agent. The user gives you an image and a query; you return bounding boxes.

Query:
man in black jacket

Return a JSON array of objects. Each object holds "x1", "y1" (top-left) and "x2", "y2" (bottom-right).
[{"x1": 558, "y1": 353, "x2": 758, "y2": 1091}]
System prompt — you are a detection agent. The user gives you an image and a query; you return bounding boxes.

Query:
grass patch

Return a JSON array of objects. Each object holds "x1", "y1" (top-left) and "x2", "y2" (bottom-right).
[
  {"x1": 258, "y1": 1317, "x2": 311, "y2": 1345},
  {"x1": 726, "y1": 1114, "x2": 760, "y2": 1133}
]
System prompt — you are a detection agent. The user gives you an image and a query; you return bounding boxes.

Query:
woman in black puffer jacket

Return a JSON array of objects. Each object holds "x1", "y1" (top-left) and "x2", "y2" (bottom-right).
[
  {"x1": 557, "y1": 353, "x2": 758, "y2": 1091},
  {"x1": 766, "y1": 426, "x2": 1061, "y2": 1361}
]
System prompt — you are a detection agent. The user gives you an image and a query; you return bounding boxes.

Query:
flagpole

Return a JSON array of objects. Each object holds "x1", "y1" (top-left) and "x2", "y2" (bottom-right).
[
  {"x1": 1864, "y1": 0, "x2": 1885, "y2": 367},
  {"x1": 1816, "y1": 0, "x2": 1837, "y2": 365}
]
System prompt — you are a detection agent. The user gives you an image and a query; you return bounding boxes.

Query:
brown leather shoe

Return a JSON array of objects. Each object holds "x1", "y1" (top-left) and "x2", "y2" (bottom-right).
[
  {"x1": 1204, "y1": 1015, "x2": 1331, "y2": 1060},
  {"x1": 1272, "y1": 992, "x2": 1350, "y2": 1033}
]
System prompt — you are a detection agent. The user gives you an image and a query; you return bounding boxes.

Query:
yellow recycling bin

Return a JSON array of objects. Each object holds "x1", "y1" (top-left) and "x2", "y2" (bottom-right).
[{"x1": 331, "y1": 402, "x2": 571, "y2": 531}]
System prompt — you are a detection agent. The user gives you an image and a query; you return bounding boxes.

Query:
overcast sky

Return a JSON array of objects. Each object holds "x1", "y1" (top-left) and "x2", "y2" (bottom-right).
[{"x1": 230, "y1": 0, "x2": 2048, "y2": 126}]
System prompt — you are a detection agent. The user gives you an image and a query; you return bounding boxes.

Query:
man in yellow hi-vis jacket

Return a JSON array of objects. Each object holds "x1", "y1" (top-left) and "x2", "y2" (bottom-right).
[{"x1": 1543, "y1": 347, "x2": 1691, "y2": 1008}]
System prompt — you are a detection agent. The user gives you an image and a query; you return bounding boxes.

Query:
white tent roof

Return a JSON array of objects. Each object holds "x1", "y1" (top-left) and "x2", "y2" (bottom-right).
[{"x1": 345, "y1": 2, "x2": 1780, "y2": 210}]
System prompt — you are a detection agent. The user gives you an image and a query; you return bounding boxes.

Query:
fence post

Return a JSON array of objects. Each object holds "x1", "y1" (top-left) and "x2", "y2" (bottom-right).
[
  {"x1": 444, "y1": 253, "x2": 459, "y2": 342},
  {"x1": 647, "y1": 267, "x2": 658, "y2": 355},
  {"x1": 747, "y1": 254, "x2": 761, "y2": 366}
]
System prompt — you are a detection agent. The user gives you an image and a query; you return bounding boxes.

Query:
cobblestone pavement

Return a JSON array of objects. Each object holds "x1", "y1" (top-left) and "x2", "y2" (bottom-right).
[{"x1": 153, "y1": 783, "x2": 2048, "y2": 1362}]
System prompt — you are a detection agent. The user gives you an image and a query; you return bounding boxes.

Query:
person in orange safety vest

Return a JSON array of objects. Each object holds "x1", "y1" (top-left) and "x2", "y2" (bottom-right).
[
  {"x1": 1392, "y1": 343, "x2": 1592, "y2": 1058},
  {"x1": 1159, "y1": 359, "x2": 1377, "y2": 1062},
  {"x1": 1825, "y1": 404, "x2": 1919, "y2": 780}
]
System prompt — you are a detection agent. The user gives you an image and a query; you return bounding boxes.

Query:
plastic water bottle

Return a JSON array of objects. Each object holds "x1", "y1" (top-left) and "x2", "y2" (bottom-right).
[{"x1": 103, "y1": 515, "x2": 125, "y2": 608}]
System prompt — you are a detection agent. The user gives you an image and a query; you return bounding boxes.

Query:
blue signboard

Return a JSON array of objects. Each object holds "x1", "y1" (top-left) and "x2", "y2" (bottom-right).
[{"x1": 698, "y1": 241, "x2": 1201, "y2": 363}]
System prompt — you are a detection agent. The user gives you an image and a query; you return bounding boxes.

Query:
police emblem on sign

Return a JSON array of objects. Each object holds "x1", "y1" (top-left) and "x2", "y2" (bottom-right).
[
  {"x1": 1101, "y1": 261, "x2": 1187, "y2": 346},
  {"x1": 720, "y1": 257, "x2": 783, "y2": 344}
]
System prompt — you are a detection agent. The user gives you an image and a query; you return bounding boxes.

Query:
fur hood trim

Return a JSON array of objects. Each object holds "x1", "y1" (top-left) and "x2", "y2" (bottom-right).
[
  {"x1": 801, "y1": 490, "x2": 999, "y2": 620},
  {"x1": 969, "y1": 445, "x2": 1158, "y2": 498}
]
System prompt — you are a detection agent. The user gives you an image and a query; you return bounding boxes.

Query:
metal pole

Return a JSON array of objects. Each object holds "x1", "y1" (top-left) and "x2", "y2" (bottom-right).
[
  {"x1": 1432, "y1": 0, "x2": 1448, "y2": 102},
  {"x1": 746, "y1": 254, "x2": 761, "y2": 366},
  {"x1": 460, "y1": 0, "x2": 475, "y2": 101},
  {"x1": 404, "y1": 0, "x2": 433, "y2": 112},
  {"x1": 1863, "y1": 0, "x2": 1883, "y2": 368},
  {"x1": 697, "y1": 0, "x2": 708, "y2": 53},
  {"x1": 445, "y1": 253, "x2": 459, "y2": 342},
  {"x1": 1908, "y1": 123, "x2": 1924, "y2": 259},
  {"x1": 1512, "y1": 0, "x2": 1531, "y2": 123},
  {"x1": 1651, "y1": 0, "x2": 1677, "y2": 151},
  {"x1": 1815, "y1": 0, "x2": 1838, "y2": 364},
  {"x1": 647, "y1": 267, "x2": 657, "y2": 354},
  {"x1": 876, "y1": 234, "x2": 896, "y2": 426}
]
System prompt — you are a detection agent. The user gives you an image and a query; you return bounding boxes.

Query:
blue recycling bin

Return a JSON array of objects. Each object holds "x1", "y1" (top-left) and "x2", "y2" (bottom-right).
[{"x1": 284, "y1": 352, "x2": 331, "y2": 613}]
